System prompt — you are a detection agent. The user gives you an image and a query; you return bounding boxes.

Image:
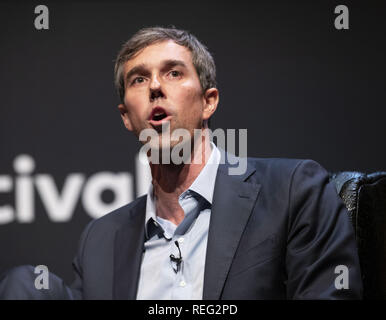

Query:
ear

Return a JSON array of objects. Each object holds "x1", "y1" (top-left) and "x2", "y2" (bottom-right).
[
  {"x1": 202, "y1": 88, "x2": 219, "y2": 122},
  {"x1": 118, "y1": 103, "x2": 133, "y2": 132}
]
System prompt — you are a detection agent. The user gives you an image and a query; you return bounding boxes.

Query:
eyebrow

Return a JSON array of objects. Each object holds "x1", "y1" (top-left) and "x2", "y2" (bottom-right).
[{"x1": 124, "y1": 59, "x2": 188, "y2": 85}]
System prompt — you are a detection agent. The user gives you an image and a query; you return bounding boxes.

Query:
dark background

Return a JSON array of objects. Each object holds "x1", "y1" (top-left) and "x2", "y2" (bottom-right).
[{"x1": 0, "y1": 0, "x2": 385, "y2": 284}]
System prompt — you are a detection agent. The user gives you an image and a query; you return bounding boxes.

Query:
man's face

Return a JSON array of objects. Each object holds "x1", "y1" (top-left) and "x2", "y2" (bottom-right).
[{"x1": 118, "y1": 40, "x2": 216, "y2": 151}]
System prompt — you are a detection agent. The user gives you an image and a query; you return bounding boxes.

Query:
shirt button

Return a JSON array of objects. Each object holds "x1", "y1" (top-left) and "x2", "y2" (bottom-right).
[
  {"x1": 179, "y1": 281, "x2": 186, "y2": 287},
  {"x1": 178, "y1": 237, "x2": 184, "y2": 243}
]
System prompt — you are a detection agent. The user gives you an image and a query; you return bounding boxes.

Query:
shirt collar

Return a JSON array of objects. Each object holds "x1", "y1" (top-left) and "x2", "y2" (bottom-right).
[
  {"x1": 188, "y1": 142, "x2": 221, "y2": 205},
  {"x1": 144, "y1": 142, "x2": 221, "y2": 240}
]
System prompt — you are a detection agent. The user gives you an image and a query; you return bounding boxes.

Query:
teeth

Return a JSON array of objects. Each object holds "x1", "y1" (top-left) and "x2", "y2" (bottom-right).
[{"x1": 154, "y1": 112, "x2": 163, "y2": 116}]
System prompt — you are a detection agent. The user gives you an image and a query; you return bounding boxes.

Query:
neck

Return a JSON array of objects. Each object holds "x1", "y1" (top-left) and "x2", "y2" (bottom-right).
[{"x1": 149, "y1": 129, "x2": 212, "y2": 225}]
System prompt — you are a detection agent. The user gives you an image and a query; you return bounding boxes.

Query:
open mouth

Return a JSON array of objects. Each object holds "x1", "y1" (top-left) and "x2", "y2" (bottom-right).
[
  {"x1": 152, "y1": 112, "x2": 167, "y2": 121},
  {"x1": 148, "y1": 106, "x2": 170, "y2": 124}
]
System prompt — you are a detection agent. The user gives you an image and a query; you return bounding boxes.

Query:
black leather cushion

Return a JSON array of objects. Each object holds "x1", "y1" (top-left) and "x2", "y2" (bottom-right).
[{"x1": 330, "y1": 171, "x2": 386, "y2": 299}]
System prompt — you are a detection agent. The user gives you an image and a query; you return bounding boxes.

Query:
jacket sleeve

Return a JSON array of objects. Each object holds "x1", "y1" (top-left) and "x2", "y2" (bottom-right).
[
  {"x1": 285, "y1": 159, "x2": 363, "y2": 299},
  {"x1": 0, "y1": 220, "x2": 95, "y2": 300},
  {"x1": 69, "y1": 219, "x2": 96, "y2": 299}
]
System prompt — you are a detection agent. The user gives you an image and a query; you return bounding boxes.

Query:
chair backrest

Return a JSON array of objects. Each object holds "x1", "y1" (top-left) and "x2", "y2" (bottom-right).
[{"x1": 330, "y1": 171, "x2": 386, "y2": 299}]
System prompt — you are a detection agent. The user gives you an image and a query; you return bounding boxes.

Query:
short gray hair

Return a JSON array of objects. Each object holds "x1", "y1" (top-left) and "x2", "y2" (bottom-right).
[{"x1": 114, "y1": 26, "x2": 217, "y2": 103}]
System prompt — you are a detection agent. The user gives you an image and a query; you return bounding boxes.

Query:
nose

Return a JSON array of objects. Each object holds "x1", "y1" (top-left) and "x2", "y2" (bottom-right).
[
  {"x1": 149, "y1": 74, "x2": 164, "y2": 101},
  {"x1": 149, "y1": 74, "x2": 161, "y2": 90}
]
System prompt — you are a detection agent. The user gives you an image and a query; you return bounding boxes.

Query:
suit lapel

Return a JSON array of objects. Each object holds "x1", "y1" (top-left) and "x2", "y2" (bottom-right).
[
  {"x1": 203, "y1": 151, "x2": 261, "y2": 299},
  {"x1": 113, "y1": 196, "x2": 146, "y2": 300}
]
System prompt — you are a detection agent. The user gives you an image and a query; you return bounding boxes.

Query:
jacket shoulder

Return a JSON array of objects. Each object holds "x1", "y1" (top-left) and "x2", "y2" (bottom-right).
[
  {"x1": 83, "y1": 195, "x2": 147, "y2": 233},
  {"x1": 245, "y1": 157, "x2": 328, "y2": 185}
]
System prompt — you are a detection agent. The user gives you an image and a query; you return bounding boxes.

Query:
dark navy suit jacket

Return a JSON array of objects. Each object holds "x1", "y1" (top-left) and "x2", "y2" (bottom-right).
[{"x1": 0, "y1": 153, "x2": 363, "y2": 299}]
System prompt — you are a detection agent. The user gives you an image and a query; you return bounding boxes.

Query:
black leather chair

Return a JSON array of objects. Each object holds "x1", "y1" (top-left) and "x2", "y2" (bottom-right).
[{"x1": 330, "y1": 171, "x2": 386, "y2": 299}]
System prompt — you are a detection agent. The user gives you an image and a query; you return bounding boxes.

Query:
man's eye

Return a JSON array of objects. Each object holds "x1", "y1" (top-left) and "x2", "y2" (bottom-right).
[
  {"x1": 132, "y1": 77, "x2": 145, "y2": 84},
  {"x1": 169, "y1": 70, "x2": 181, "y2": 77}
]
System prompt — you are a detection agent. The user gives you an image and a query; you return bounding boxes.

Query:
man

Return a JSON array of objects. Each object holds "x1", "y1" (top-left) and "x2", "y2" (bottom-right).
[{"x1": 0, "y1": 26, "x2": 362, "y2": 299}]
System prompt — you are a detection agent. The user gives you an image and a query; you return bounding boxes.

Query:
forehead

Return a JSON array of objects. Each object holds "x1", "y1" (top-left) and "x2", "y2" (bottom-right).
[{"x1": 123, "y1": 40, "x2": 194, "y2": 73}]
